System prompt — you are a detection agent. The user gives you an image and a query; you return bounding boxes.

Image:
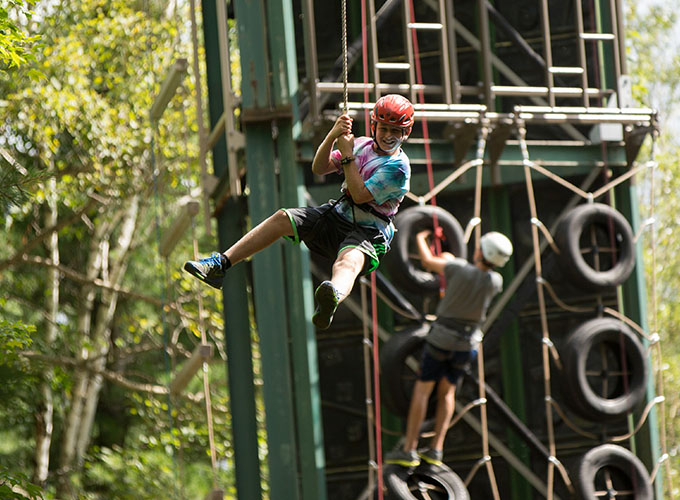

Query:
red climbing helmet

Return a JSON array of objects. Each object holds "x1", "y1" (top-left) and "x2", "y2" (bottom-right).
[{"x1": 370, "y1": 94, "x2": 415, "y2": 136}]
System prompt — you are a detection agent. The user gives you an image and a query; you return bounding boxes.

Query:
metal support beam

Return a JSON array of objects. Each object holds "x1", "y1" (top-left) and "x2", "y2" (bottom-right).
[
  {"x1": 267, "y1": 0, "x2": 327, "y2": 498},
  {"x1": 201, "y1": 2, "x2": 262, "y2": 499},
  {"x1": 232, "y1": 0, "x2": 301, "y2": 498},
  {"x1": 476, "y1": 0, "x2": 494, "y2": 109}
]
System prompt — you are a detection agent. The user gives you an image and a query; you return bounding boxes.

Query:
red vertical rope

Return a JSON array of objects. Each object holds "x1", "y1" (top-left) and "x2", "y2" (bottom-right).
[
  {"x1": 408, "y1": 0, "x2": 445, "y2": 296},
  {"x1": 361, "y1": 2, "x2": 383, "y2": 497},
  {"x1": 370, "y1": 273, "x2": 383, "y2": 496}
]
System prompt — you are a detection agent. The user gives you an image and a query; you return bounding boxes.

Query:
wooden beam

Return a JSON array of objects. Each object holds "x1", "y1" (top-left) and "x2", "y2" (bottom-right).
[
  {"x1": 159, "y1": 199, "x2": 200, "y2": 257},
  {"x1": 170, "y1": 344, "x2": 213, "y2": 395}
]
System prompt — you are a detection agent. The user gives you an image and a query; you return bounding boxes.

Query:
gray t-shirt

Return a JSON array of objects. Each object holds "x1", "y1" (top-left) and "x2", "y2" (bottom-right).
[{"x1": 426, "y1": 257, "x2": 503, "y2": 351}]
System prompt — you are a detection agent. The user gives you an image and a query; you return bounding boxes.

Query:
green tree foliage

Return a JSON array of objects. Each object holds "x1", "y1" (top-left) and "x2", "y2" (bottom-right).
[
  {"x1": 0, "y1": 467, "x2": 44, "y2": 500},
  {"x1": 0, "y1": 0, "x2": 41, "y2": 79},
  {"x1": 0, "y1": 0, "x2": 238, "y2": 497},
  {"x1": 627, "y1": 0, "x2": 680, "y2": 492}
]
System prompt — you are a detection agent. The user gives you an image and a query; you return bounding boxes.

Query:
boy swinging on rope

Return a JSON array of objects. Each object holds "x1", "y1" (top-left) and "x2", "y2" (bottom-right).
[
  {"x1": 386, "y1": 229, "x2": 513, "y2": 468},
  {"x1": 184, "y1": 94, "x2": 414, "y2": 330}
]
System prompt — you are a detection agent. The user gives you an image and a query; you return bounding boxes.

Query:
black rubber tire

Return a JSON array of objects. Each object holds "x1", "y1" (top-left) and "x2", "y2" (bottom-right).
[
  {"x1": 574, "y1": 444, "x2": 653, "y2": 500},
  {"x1": 376, "y1": 464, "x2": 470, "y2": 500},
  {"x1": 561, "y1": 318, "x2": 648, "y2": 421},
  {"x1": 380, "y1": 324, "x2": 434, "y2": 419},
  {"x1": 555, "y1": 203, "x2": 635, "y2": 291},
  {"x1": 384, "y1": 206, "x2": 467, "y2": 294}
]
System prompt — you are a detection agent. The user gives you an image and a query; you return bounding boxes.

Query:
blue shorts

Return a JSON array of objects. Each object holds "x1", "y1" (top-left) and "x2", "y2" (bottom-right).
[{"x1": 419, "y1": 343, "x2": 478, "y2": 386}]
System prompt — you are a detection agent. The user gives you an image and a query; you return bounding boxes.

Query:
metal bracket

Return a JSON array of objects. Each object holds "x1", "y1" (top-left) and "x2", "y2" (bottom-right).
[
  {"x1": 487, "y1": 119, "x2": 515, "y2": 184},
  {"x1": 443, "y1": 121, "x2": 480, "y2": 167},
  {"x1": 624, "y1": 123, "x2": 655, "y2": 166}
]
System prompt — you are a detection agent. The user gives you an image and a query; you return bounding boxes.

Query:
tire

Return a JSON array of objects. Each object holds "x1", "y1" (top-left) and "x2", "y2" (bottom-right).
[
  {"x1": 380, "y1": 324, "x2": 434, "y2": 418},
  {"x1": 376, "y1": 464, "x2": 470, "y2": 500},
  {"x1": 555, "y1": 203, "x2": 635, "y2": 291},
  {"x1": 561, "y1": 318, "x2": 648, "y2": 421},
  {"x1": 384, "y1": 206, "x2": 467, "y2": 294},
  {"x1": 574, "y1": 444, "x2": 653, "y2": 500}
]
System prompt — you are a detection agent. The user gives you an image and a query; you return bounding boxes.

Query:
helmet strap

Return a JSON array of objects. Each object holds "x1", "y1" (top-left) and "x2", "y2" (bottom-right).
[{"x1": 371, "y1": 120, "x2": 404, "y2": 153}]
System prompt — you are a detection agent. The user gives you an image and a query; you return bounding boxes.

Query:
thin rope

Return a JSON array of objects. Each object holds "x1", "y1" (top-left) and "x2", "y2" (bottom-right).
[
  {"x1": 191, "y1": 223, "x2": 220, "y2": 488},
  {"x1": 360, "y1": 281, "x2": 377, "y2": 495},
  {"x1": 341, "y1": 0, "x2": 349, "y2": 114},
  {"x1": 475, "y1": 343, "x2": 501, "y2": 499},
  {"x1": 518, "y1": 125, "x2": 559, "y2": 500}
]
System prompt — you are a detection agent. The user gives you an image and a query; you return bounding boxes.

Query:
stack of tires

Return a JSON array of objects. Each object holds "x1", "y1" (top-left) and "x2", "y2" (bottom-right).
[
  {"x1": 377, "y1": 203, "x2": 655, "y2": 499},
  {"x1": 555, "y1": 203, "x2": 653, "y2": 499}
]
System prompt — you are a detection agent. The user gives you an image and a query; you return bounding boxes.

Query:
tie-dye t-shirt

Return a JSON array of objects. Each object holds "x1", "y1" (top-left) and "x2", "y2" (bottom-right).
[{"x1": 330, "y1": 136, "x2": 410, "y2": 242}]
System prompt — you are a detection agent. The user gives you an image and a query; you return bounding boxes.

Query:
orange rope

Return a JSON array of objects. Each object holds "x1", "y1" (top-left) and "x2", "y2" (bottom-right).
[
  {"x1": 191, "y1": 224, "x2": 219, "y2": 489},
  {"x1": 360, "y1": 281, "x2": 377, "y2": 495},
  {"x1": 518, "y1": 125, "x2": 558, "y2": 500}
]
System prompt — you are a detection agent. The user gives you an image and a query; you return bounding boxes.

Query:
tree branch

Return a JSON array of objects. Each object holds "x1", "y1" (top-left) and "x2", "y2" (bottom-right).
[
  {"x1": 18, "y1": 254, "x2": 198, "y2": 322},
  {"x1": 0, "y1": 196, "x2": 103, "y2": 272},
  {"x1": 20, "y1": 351, "x2": 203, "y2": 402}
]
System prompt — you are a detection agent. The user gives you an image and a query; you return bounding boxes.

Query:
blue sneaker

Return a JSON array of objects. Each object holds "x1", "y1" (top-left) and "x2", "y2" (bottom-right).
[
  {"x1": 183, "y1": 253, "x2": 226, "y2": 289},
  {"x1": 312, "y1": 281, "x2": 339, "y2": 330}
]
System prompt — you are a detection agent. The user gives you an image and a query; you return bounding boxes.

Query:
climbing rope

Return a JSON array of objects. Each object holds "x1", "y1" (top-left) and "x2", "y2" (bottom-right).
[
  {"x1": 341, "y1": 0, "x2": 349, "y2": 114},
  {"x1": 347, "y1": 1, "x2": 384, "y2": 497},
  {"x1": 518, "y1": 123, "x2": 574, "y2": 499},
  {"x1": 190, "y1": 220, "x2": 220, "y2": 489},
  {"x1": 360, "y1": 282, "x2": 377, "y2": 496}
]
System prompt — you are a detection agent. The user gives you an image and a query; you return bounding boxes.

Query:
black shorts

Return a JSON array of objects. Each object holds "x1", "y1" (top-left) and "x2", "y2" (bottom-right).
[
  {"x1": 282, "y1": 202, "x2": 388, "y2": 275},
  {"x1": 419, "y1": 343, "x2": 478, "y2": 386}
]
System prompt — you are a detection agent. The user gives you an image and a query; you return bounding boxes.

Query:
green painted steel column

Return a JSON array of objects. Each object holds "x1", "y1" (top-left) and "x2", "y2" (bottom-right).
[
  {"x1": 200, "y1": 2, "x2": 262, "y2": 499},
  {"x1": 232, "y1": 0, "x2": 302, "y2": 498},
  {"x1": 267, "y1": 0, "x2": 328, "y2": 498},
  {"x1": 487, "y1": 187, "x2": 532, "y2": 500},
  {"x1": 616, "y1": 180, "x2": 663, "y2": 499}
]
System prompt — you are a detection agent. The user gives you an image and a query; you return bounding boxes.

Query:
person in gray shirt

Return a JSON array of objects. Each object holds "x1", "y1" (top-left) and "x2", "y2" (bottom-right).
[{"x1": 386, "y1": 228, "x2": 513, "y2": 469}]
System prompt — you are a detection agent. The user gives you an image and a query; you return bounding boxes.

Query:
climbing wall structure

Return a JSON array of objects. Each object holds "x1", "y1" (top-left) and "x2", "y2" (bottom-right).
[{"x1": 195, "y1": 0, "x2": 669, "y2": 498}]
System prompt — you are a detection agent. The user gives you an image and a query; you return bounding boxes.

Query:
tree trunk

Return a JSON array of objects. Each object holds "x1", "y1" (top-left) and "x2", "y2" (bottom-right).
[
  {"x1": 33, "y1": 175, "x2": 59, "y2": 485},
  {"x1": 56, "y1": 223, "x2": 105, "y2": 496},
  {"x1": 75, "y1": 195, "x2": 139, "y2": 463}
]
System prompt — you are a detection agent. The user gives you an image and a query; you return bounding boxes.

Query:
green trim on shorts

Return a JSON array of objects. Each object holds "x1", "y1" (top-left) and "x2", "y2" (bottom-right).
[
  {"x1": 338, "y1": 245, "x2": 380, "y2": 274},
  {"x1": 280, "y1": 208, "x2": 300, "y2": 244}
]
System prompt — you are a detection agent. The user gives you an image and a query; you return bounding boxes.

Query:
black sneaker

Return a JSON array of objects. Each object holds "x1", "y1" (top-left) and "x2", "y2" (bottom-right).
[
  {"x1": 312, "y1": 281, "x2": 339, "y2": 330},
  {"x1": 385, "y1": 449, "x2": 420, "y2": 468},
  {"x1": 183, "y1": 253, "x2": 226, "y2": 289},
  {"x1": 418, "y1": 448, "x2": 443, "y2": 467}
]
